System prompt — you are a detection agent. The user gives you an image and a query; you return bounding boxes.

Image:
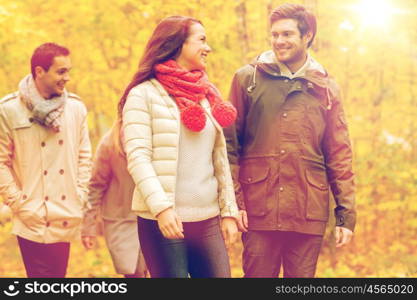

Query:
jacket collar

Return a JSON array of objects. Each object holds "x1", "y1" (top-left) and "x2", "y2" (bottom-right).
[
  {"x1": 255, "y1": 50, "x2": 326, "y2": 79},
  {"x1": 150, "y1": 78, "x2": 179, "y2": 119},
  {"x1": 8, "y1": 95, "x2": 34, "y2": 128},
  {"x1": 252, "y1": 50, "x2": 339, "y2": 110}
]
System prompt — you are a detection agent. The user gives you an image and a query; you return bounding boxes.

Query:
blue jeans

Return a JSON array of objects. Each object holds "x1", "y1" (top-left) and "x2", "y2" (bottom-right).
[{"x1": 137, "y1": 216, "x2": 231, "y2": 278}]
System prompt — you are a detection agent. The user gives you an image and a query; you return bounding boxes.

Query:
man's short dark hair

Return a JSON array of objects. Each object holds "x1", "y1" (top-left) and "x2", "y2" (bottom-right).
[
  {"x1": 31, "y1": 43, "x2": 70, "y2": 78},
  {"x1": 270, "y1": 3, "x2": 317, "y2": 48}
]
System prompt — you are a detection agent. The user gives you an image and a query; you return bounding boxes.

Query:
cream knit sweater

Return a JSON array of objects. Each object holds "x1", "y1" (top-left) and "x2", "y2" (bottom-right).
[{"x1": 175, "y1": 99, "x2": 219, "y2": 222}]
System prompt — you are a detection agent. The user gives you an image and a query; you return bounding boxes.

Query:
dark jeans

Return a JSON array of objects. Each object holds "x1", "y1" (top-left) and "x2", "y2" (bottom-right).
[
  {"x1": 138, "y1": 216, "x2": 231, "y2": 278},
  {"x1": 242, "y1": 230, "x2": 323, "y2": 278},
  {"x1": 17, "y1": 236, "x2": 70, "y2": 278}
]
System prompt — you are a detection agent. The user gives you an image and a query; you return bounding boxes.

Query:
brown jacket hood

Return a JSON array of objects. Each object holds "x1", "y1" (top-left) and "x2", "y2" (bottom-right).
[{"x1": 251, "y1": 50, "x2": 340, "y2": 109}]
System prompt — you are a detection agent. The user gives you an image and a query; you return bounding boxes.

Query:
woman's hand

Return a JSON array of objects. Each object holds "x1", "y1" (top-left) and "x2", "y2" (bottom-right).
[
  {"x1": 82, "y1": 236, "x2": 96, "y2": 249},
  {"x1": 221, "y1": 217, "x2": 238, "y2": 249},
  {"x1": 156, "y1": 207, "x2": 184, "y2": 239}
]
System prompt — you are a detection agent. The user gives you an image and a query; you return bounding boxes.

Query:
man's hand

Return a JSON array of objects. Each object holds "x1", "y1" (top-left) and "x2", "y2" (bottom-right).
[
  {"x1": 237, "y1": 210, "x2": 248, "y2": 232},
  {"x1": 82, "y1": 236, "x2": 96, "y2": 249},
  {"x1": 335, "y1": 226, "x2": 353, "y2": 248},
  {"x1": 221, "y1": 217, "x2": 238, "y2": 249},
  {"x1": 156, "y1": 207, "x2": 184, "y2": 239}
]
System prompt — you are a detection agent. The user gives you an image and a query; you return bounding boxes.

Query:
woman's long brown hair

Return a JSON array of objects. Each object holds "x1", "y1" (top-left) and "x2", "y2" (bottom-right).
[{"x1": 117, "y1": 15, "x2": 202, "y2": 118}]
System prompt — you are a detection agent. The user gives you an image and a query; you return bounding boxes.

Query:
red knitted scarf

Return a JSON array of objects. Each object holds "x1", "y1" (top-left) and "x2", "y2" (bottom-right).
[{"x1": 154, "y1": 60, "x2": 236, "y2": 132}]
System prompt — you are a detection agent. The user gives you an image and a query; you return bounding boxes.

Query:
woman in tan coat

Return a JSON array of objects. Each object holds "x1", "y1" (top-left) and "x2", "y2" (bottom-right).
[
  {"x1": 120, "y1": 16, "x2": 240, "y2": 278},
  {"x1": 81, "y1": 121, "x2": 147, "y2": 278}
]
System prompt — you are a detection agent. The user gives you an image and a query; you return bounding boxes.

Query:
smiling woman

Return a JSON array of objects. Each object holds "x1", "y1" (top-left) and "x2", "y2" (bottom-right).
[
  {"x1": 118, "y1": 15, "x2": 239, "y2": 278},
  {"x1": 175, "y1": 23, "x2": 211, "y2": 71}
]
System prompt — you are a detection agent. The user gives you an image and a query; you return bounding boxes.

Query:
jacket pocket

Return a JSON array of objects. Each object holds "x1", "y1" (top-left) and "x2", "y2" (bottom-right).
[
  {"x1": 12, "y1": 120, "x2": 33, "y2": 136},
  {"x1": 7, "y1": 192, "x2": 24, "y2": 214},
  {"x1": 239, "y1": 159, "x2": 270, "y2": 216},
  {"x1": 17, "y1": 197, "x2": 46, "y2": 230},
  {"x1": 305, "y1": 168, "x2": 329, "y2": 221}
]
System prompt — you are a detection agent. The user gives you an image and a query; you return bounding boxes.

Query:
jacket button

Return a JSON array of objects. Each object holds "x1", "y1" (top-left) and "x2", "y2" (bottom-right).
[
  {"x1": 43, "y1": 170, "x2": 48, "y2": 176},
  {"x1": 46, "y1": 221, "x2": 50, "y2": 227},
  {"x1": 280, "y1": 149, "x2": 286, "y2": 154},
  {"x1": 282, "y1": 113, "x2": 288, "y2": 118},
  {"x1": 307, "y1": 82, "x2": 314, "y2": 89},
  {"x1": 41, "y1": 142, "x2": 46, "y2": 147},
  {"x1": 320, "y1": 184, "x2": 326, "y2": 188},
  {"x1": 247, "y1": 177, "x2": 252, "y2": 182},
  {"x1": 61, "y1": 195, "x2": 66, "y2": 200},
  {"x1": 45, "y1": 196, "x2": 49, "y2": 201},
  {"x1": 284, "y1": 79, "x2": 289, "y2": 83},
  {"x1": 279, "y1": 187, "x2": 284, "y2": 192},
  {"x1": 22, "y1": 194, "x2": 27, "y2": 200},
  {"x1": 59, "y1": 139, "x2": 64, "y2": 145},
  {"x1": 59, "y1": 169, "x2": 64, "y2": 175},
  {"x1": 63, "y1": 221, "x2": 68, "y2": 227}
]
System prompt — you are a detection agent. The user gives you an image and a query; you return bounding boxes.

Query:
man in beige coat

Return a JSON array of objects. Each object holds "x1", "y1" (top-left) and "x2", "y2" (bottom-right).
[{"x1": 0, "y1": 43, "x2": 92, "y2": 277}]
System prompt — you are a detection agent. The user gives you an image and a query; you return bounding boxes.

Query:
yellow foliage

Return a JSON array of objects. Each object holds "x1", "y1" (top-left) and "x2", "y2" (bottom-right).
[{"x1": 1, "y1": 0, "x2": 417, "y2": 278}]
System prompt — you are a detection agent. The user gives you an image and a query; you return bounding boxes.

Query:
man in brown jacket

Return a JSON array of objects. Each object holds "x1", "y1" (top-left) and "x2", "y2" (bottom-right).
[
  {"x1": 0, "y1": 43, "x2": 92, "y2": 277},
  {"x1": 224, "y1": 4, "x2": 356, "y2": 277}
]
